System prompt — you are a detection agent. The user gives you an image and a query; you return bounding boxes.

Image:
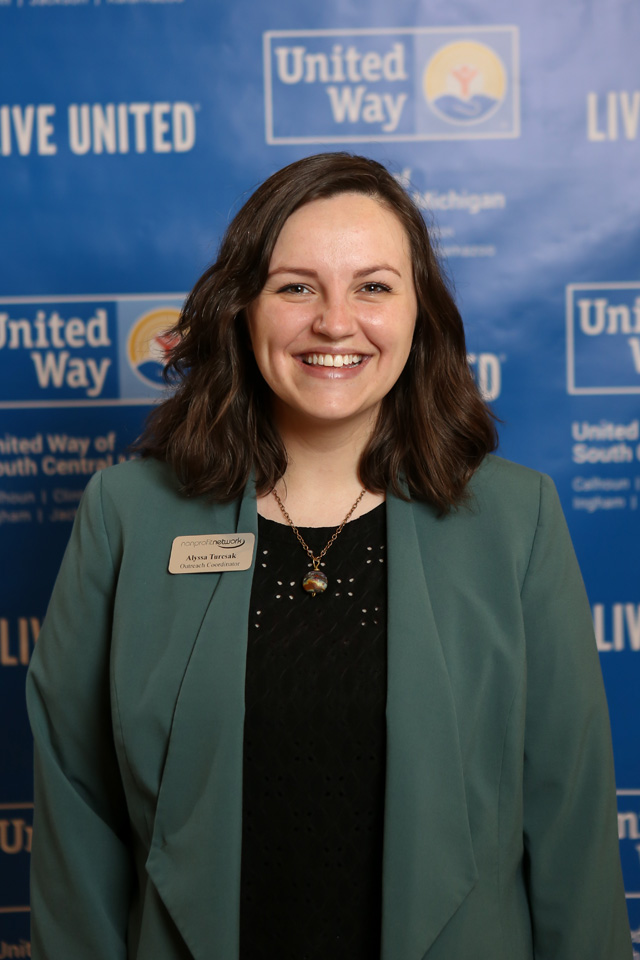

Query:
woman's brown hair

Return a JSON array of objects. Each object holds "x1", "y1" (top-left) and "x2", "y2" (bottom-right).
[{"x1": 137, "y1": 152, "x2": 497, "y2": 511}]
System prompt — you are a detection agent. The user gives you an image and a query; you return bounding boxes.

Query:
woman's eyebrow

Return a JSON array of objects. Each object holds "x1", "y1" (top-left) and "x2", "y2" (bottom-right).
[
  {"x1": 353, "y1": 264, "x2": 401, "y2": 278},
  {"x1": 268, "y1": 264, "x2": 402, "y2": 279},
  {"x1": 267, "y1": 267, "x2": 318, "y2": 279}
]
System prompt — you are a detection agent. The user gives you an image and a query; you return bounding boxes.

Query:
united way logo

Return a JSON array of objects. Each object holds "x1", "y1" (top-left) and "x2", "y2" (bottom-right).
[
  {"x1": 423, "y1": 41, "x2": 506, "y2": 125},
  {"x1": 0, "y1": 294, "x2": 185, "y2": 407},
  {"x1": 264, "y1": 26, "x2": 519, "y2": 143},
  {"x1": 127, "y1": 307, "x2": 181, "y2": 389},
  {"x1": 566, "y1": 282, "x2": 640, "y2": 394}
]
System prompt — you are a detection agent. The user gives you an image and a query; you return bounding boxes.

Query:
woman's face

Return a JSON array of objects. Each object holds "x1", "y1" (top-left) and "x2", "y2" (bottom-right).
[{"x1": 246, "y1": 192, "x2": 418, "y2": 435}]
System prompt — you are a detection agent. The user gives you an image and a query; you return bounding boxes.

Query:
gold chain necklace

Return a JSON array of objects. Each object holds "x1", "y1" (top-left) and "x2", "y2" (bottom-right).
[{"x1": 271, "y1": 487, "x2": 367, "y2": 596}]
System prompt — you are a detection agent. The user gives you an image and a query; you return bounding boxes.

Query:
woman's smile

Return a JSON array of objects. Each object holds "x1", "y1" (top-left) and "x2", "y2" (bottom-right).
[
  {"x1": 300, "y1": 352, "x2": 364, "y2": 367},
  {"x1": 295, "y1": 351, "x2": 372, "y2": 380}
]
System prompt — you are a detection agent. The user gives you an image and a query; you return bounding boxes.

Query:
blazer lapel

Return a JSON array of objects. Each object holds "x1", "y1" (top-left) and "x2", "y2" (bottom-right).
[
  {"x1": 382, "y1": 494, "x2": 477, "y2": 959},
  {"x1": 146, "y1": 484, "x2": 258, "y2": 960}
]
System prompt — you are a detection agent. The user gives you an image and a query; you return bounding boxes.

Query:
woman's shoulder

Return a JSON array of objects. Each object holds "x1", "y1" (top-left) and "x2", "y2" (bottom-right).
[
  {"x1": 80, "y1": 457, "x2": 188, "y2": 530},
  {"x1": 78, "y1": 457, "x2": 248, "y2": 567},
  {"x1": 413, "y1": 454, "x2": 564, "y2": 554},
  {"x1": 472, "y1": 454, "x2": 567, "y2": 526},
  {"x1": 470, "y1": 453, "x2": 549, "y2": 505},
  {"x1": 92, "y1": 456, "x2": 180, "y2": 499},
  {"x1": 466, "y1": 455, "x2": 566, "y2": 550},
  {"x1": 409, "y1": 456, "x2": 570, "y2": 591}
]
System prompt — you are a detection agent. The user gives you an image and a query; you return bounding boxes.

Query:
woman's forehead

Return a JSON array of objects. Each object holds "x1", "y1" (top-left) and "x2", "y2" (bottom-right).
[{"x1": 269, "y1": 193, "x2": 412, "y2": 267}]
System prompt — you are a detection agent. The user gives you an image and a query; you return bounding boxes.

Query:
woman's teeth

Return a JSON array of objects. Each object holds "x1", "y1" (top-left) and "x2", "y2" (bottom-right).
[{"x1": 302, "y1": 354, "x2": 363, "y2": 367}]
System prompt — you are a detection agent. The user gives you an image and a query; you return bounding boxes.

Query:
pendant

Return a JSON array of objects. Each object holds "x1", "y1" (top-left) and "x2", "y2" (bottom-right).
[{"x1": 301, "y1": 570, "x2": 328, "y2": 596}]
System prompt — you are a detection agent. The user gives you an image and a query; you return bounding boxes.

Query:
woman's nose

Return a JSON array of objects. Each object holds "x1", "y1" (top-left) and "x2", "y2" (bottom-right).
[{"x1": 311, "y1": 297, "x2": 357, "y2": 339}]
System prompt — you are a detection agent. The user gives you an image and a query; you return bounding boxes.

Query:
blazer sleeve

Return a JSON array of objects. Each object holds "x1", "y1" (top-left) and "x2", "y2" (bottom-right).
[
  {"x1": 521, "y1": 473, "x2": 631, "y2": 959},
  {"x1": 26, "y1": 471, "x2": 132, "y2": 959}
]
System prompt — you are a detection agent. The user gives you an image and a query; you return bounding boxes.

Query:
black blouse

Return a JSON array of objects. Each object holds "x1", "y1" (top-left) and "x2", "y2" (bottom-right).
[{"x1": 239, "y1": 504, "x2": 388, "y2": 960}]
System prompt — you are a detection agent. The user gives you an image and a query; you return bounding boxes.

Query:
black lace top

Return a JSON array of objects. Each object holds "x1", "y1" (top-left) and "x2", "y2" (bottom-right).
[{"x1": 239, "y1": 504, "x2": 388, "y2": 960}]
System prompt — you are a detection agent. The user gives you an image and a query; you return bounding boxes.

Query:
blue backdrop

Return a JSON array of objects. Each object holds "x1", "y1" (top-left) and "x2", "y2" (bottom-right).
[{"x1": 1, "y1": 0, "x2": 638, "y2": 952}]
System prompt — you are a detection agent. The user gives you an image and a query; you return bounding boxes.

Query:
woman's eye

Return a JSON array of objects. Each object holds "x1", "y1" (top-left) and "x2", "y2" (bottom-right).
[
  {"x1": 361, "y1": 282, "x2": 391, "y2": 294},
  {"x1": 278, "y1": 283, "x2": 311, "y2": 295}
]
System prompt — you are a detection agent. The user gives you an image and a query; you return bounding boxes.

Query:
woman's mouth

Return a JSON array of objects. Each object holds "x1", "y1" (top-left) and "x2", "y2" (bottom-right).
[{"x1": 300, "y1": 353, "x2": 364, "y2": 368}]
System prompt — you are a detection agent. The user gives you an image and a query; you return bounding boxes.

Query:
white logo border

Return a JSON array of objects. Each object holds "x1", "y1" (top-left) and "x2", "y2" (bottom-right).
[
  {"x1": 566, "y1": 282, "x2": 640, "y2": 396},
  {"x1": 263, "y1": 24, "x2": 521, "y2": 145}
]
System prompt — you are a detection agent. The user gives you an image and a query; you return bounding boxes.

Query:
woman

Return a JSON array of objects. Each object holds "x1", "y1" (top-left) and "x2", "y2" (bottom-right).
[{"x1": 27, "y1": 153, "x2": 631, "y2": 959}]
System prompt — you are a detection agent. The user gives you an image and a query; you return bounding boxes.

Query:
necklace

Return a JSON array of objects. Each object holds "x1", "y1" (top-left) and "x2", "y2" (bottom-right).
[{"x1": 271, "y1": 487, "x2": 367, "y2": 596}]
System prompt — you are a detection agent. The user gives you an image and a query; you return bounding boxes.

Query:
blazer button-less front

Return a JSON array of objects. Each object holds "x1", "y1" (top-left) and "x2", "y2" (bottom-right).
[{"x1": 27, "y1": 455, "x2": 632, "y2": 960}]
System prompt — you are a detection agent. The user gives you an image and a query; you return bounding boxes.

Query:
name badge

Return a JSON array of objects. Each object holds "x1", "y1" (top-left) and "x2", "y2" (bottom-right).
[{"x1": 169, "y1": 533, "x2": 255, "y2": 574}]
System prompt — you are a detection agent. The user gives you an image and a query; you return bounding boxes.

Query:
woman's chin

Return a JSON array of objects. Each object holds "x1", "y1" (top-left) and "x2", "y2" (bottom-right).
[{"x1": 273, "y1": 398, "x2": 380, "y2": 435}]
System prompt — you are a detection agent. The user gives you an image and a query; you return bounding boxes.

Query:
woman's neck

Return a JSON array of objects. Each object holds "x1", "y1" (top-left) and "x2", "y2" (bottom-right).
[{"x1": 257, "y1": 415, "x2": 385, "y2": 527}]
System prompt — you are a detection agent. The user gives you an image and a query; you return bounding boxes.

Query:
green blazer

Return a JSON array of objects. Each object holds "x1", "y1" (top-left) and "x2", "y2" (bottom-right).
[{"x1": 27, "y1": 455, "x2": 631, "y2": 960}]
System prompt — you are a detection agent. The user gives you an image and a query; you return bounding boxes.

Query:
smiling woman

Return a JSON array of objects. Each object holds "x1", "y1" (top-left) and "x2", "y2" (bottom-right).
[
  {"x1": 246, "y1": 193, "x2": 417, "y2": 445},
  {"x1": 27, "y1": 153, "x2": 631, "y2": 960},
  {"x1": 137, "y1": 152, "x2": 496, "y2": 515}
]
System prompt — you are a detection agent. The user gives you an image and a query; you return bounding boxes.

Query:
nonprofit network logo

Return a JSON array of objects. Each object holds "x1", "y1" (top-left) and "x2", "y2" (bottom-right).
[
  {"x1": 566, "y1": 282, "x2": 640, "y2": 395},
  {"x1": 617, "y1": 790, "x2": 640, "y2": 901},
  {"x1": 263, "y1": 25, "x2": 520, "y2": 143},
  {"x1": 0, "y1": 294, "x2": 185, "y2": 408}
]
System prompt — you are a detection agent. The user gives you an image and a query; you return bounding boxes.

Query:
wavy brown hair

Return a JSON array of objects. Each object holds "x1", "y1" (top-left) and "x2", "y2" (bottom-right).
[{"x1": 137, "y1": 152, "x2": 497, "y2": 511}]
